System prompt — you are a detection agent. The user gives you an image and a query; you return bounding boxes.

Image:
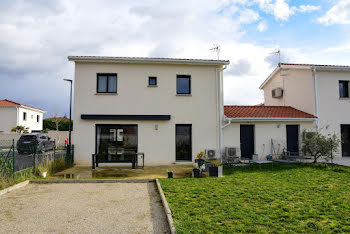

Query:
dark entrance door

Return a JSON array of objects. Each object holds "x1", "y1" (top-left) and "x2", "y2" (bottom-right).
[
  {"x1": 240, "y1": 125, "x2": 254, "y2": 159},
  {"x1": 287, "y1": 125, "x2": 299, "y2": 155},
  {"x1": 176, "y1": 124, "x2": 192, "y2": 161},
  {"x1": 341, "y1": 125, "x2": 350, "y2": 157}
]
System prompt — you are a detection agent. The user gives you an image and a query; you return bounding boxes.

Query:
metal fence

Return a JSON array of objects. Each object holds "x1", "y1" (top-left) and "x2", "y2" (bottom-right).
[{"x1": 0, "y1": 139, "x2": 74, "y2": 180}]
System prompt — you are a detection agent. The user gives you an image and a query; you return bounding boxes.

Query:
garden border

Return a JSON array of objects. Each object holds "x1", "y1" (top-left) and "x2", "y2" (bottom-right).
[
  {"x1": 30, "y1": 179, "x2": 154, "y2": 183},
  {"x1": 0, "y1": 180, "x2": 29, "y2": 196},
  {"x1": 156, "y1": 178, "x2": 177, "y2": 234}
]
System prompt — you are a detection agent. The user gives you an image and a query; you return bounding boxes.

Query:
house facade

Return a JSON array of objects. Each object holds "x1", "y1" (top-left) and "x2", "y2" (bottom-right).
[
  {"x1": 68, "y1": 56, "x2": 229, "y2": 166},
  {"x1": 0, "y1": 99, "x2": 45, "y2": 133},
  {"x1": 259, "y1": 63, "x2": 350, "y2": 157}
]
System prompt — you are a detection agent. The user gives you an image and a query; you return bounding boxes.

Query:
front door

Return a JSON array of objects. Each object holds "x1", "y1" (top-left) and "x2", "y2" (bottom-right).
[
  {"x1": 176, "y1": 124, "x2": 192, "y2": 161},
  {"x1": 341, "y1": 125, "x2": 350, "y2": 157},
  {"x1": 287, "y1": 125, "x2": 299, "y2": 155},
  {"x1": 240, "y1": 125, "x2": 254, "y2": 159}
]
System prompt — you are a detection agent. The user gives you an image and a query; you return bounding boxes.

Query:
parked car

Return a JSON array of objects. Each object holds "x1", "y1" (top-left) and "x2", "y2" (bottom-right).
[{"x1": 16, "y1": 133, "x2": 55, "y2": 154}]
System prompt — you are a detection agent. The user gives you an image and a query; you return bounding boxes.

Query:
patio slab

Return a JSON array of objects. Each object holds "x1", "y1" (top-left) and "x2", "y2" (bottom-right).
[{"x1": 54, "y1": 165, "x2": 194, "y2": 179}]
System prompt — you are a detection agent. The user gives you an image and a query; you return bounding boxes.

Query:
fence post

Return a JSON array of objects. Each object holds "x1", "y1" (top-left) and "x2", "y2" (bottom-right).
[
  {"x1": 66, "y1": 144, "x2": 71, "y2": 164},
  {"x1": 12, "y1": 139, "x2": 15, "y2": 179},
  {"x1": 71, "y1": 145, "x2": 74, "y2": 164}
]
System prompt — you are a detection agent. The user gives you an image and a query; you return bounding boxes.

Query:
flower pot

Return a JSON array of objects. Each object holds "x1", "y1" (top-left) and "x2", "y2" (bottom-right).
[
  {"x1": 192, "y1": 168, "x2": 202, "y2": 178},
  {"x1": 209, "y1": 166, "x2": 223, "y2": 177},
  {"x1": 195, "y1": 159, "x2": 206, "y2": 167},
  {"x1": 167, "y1": 171, "x2": 173, "y2": 178}
]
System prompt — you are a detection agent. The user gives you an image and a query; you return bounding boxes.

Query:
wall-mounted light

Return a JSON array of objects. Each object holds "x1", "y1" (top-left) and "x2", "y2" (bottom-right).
[
  {"x1": 155, "y1": 124, "x2": 158, "y2": 130},
  {"x1": 277, "y1": 124, "x2": 281, "y2": 128}
]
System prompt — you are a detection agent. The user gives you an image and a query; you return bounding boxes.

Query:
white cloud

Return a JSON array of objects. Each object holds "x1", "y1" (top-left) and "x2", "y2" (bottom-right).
[
  {"x1": 257, "y1": 20, "x2": 267, "y2": 32},
  {"x1": 253, "y1": 0, "x2": 320, "y2": 21},
  {"x1": 238, "y1": 8, "x2": 260, "y2": 24},
  {"x1": 318, "y1": 0, "x2": 350, "y2": 25},
  {"x1": 298, "y1": 5, "x2": 321, "y2": 13}
]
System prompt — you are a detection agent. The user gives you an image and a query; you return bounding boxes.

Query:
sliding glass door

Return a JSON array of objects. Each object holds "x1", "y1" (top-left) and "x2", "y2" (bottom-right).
[
  {"x1": 176, "y1": 124, "x2": 192, "y2": 161},
  {"x1": 96, "y1": 124, "x2": 137, "y2": 160}
]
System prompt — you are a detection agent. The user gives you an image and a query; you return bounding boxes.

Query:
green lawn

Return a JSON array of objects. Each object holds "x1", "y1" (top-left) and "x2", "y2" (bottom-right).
[{"x1": 159, "y1": 163, "x2": 350, "y2": 233}]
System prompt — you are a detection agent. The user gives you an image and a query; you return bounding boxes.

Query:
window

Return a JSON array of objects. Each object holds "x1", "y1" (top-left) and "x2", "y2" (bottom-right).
[
  {"x1": 176, "y1": 75, "x2": 191, "y2": 94},
  {"x1": 339, "y1": 81, "x2": 349, "y2": 98},
  {"x1": 97, "y1": 74, "x2": 117, "y2": 93},
  {"x1": 37, "y1": 115, "x2": 40, "y2": 123},
  {"x1": 23, "y1": 112, "x2": 27, "y2": 121},
  {"x1": 148, "y1": 77, "x2": 157, "y2": 86}
]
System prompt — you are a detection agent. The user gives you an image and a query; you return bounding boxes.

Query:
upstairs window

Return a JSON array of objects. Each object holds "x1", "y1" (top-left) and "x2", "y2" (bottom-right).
[
  {"x1": 23, "y1": 112, "x2": 27, "y2": 121},
  {"x1": 148, "y1": 77, "x2": 157, "y2": 86},
  {"x1": 176, "y1": 75, "x2": 191, "y2": 94},
  {"x1": 37, "y1": 115, "x2": 40, "y2": 123},
  {"x1": 339, "y1": 81, "x2": 349, "y2": 98},
  {"x1": 97, "y1": 74, "x2": 117, "y2": 93}
]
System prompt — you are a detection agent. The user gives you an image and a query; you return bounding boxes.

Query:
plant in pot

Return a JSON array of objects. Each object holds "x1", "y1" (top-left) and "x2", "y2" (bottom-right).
[
  {"x1": 209, "y1": 160, "x2": 223, "y2": 177},
  {"x1": 192, "y1": 163, "x2": 202, "y2": 178},
  {"x1": 195, "y1": 151, "x2": 207, "y2": 167},
  {"x1": 166, "y1": 169, "x2": 174, "y2": 178}
]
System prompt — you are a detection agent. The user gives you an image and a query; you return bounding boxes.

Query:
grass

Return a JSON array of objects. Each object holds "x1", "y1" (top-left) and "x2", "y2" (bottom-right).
[
  {"x1": 159, "y1": 163, "x2": 350, "y2": 233},
  {"x1": 0, "y1": 157, "x2": 73, "y2": 190}
]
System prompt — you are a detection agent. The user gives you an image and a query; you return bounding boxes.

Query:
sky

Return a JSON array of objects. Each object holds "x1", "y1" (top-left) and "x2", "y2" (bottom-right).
[{"x1": 1, "y1": 0, "x2": 350, "y2": 117}]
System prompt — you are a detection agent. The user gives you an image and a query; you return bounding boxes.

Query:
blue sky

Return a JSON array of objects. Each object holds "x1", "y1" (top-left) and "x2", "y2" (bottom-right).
[{"x1": 0, "y1": 0, "x2": 350, "y2": 117}]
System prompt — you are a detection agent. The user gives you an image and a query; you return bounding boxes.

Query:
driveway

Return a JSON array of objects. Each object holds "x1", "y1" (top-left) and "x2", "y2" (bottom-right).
[{"x1": 0, "y1": 182, "x2": 169, "y2": 233}]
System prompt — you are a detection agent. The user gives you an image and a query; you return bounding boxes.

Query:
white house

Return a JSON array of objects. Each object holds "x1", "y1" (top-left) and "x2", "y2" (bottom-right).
[
  {"x1": 68, "y1": 56, "x2": 229, "y2": 166},
  {"x1": 0, "y1": 99, "x2": 45, "y2": 133},
  {"x1": 259, "y1": 63, "x2": 350, "y2": 158}
]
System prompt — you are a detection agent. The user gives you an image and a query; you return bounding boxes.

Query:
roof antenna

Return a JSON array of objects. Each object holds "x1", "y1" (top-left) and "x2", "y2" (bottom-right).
[
  {"x1": 210, "y1": 44, "x2": 220, "y2": 60},
  {"x1": 271, "y1": 49, "x2": 281, "y2": 65}
]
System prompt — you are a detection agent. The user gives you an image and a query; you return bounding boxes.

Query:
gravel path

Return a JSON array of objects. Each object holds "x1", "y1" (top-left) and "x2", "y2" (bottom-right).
[{"x1": 0, "y1": 183, "x2": 169, "y2": 233}]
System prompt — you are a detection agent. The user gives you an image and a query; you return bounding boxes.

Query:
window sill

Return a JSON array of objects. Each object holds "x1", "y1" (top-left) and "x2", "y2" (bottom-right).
[
  {"x1": 95, "y1": 93, "x2": 118, "y2": 95},
  {"x1": 148, "y1": 85, "x2": 158, "y2": 87},
  {"x1": 176, "y1": 94, "x2": 192, "y2": 96}
]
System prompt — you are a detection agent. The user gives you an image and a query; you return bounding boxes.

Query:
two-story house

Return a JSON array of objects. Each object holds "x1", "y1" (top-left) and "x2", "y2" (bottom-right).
[
  {"x1": 68, "y1": 56, "x2": 229, "y2": 166},
  {"x1": 0, "y1": 99, "x2": 45, "y2": 133},
  {"x1": 259, "y1": 63, "x2": 350, "y2": 158}
]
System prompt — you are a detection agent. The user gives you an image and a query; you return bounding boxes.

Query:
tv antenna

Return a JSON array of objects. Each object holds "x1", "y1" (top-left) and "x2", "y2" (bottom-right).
[
  {"x1": 210, "y1": 44, "x2": 220, "y2": 60},
  {"x1": 271, "y1": 49, "x2": 281, "y2": 64}
]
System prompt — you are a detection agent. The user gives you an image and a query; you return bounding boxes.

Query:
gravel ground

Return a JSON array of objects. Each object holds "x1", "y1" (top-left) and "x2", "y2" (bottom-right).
[{"x1": 0, "y1": 183, "x2": 169, "y2": 233}]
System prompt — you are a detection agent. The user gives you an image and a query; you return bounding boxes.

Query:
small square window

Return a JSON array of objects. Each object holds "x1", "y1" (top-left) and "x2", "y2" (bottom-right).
[
  {"x1": 339, "y1": 80, "x2": 349, "y2": 98},
  {"x1": 97, "y1": 74, "x2": 117, "y2": 93},
  {"x1": 177, "y1": 75, "x2": 191, "y2": 94},
  {"x1": 148, "y1": 77, "x2": 157, "y2": 86}
]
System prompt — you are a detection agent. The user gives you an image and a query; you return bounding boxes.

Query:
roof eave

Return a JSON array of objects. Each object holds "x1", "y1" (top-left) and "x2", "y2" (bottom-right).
[
  {"x1": 226, "y1": 117, "x2": 317, "y2": 122},
  {"x1": 67, "y1": 56, "x2": 230, "y2": 66}
]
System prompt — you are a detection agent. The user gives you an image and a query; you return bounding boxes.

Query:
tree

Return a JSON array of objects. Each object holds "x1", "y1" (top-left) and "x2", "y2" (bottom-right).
[
  {"x1": 302, "y1": 130, "x2": 340, "y2": 163},
  {"x1": 11, "y1": 125, "x2": 29, "y2": 133}
]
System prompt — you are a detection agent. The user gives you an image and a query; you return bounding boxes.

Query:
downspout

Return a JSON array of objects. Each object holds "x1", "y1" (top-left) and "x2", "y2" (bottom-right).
[
  {"x1": 313, "y1": 67, "x2": 320, "y2": 132},
  {"x1": 218, "y1": 65, "x2": 227, "y2": 163}
]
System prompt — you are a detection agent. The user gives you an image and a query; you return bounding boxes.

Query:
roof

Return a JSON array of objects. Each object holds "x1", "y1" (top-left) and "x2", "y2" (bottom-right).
[
  {"x1": 68, "y1": 56, "x2": 230, "y2": 66},
  {"x1": 0, "y1": 99, "x2": 45, "y2": 112},
  {"x1": 259, "y1": 62, "x2": 350, "y2": 89},
  {"x1": 224, "y1": 105, "x2": 316, "y2": 120}
]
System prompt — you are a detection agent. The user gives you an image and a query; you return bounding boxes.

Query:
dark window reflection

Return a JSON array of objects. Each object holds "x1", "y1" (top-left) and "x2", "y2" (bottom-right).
[
  {"x1": 176, "y1": 124, "x2": 192, "y2": 161},
  {"x1": 177, "y1": 75, "x2": 191, "y2": 94}
]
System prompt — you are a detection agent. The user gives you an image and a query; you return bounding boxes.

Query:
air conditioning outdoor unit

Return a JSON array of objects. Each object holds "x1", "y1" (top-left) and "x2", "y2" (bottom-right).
[
  {"x1": 225, "y1": 147, "x2": 237, "y2": 157},
  {"x1": 205, "y1": 149, "x2": 216, "y2": 159},
  {"x1": 272, "y1": 88, "x2": 283, "y2": 98}
]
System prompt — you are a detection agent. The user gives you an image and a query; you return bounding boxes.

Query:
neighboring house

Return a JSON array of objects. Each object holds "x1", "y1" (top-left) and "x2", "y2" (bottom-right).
[
  {"x1": 222, "y1": 105, "x2": 316, "y2": 159},
  {"x1": 259, "y1": 63, "x2": 350, "y2": 158},
  {"x1": 0, "y1": 99, "x2": 45, "y2": 133},
  {"x1": 68, "y1": 56, "x2": 229, "y2": 166}
]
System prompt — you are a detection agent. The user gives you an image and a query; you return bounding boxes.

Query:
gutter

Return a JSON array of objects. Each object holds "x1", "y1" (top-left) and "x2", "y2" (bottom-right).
[
  {"x1": 218, "y1": 65, "x2": 228, "y2": 164},
  {"x1": 312, "y1": 67, "x2": 320, "y2": 132}
]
